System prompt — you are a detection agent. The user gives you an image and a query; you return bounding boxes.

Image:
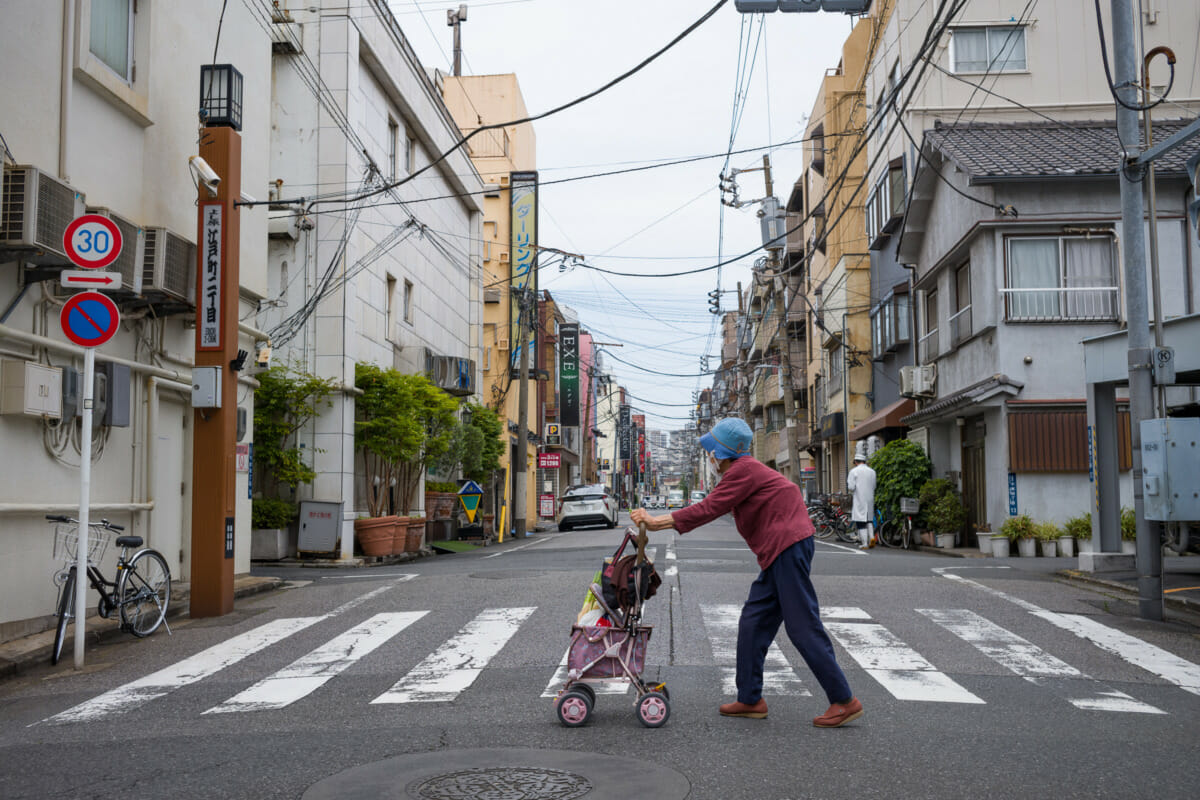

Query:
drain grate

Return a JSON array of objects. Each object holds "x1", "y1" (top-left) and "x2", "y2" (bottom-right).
[{"x1": 411, "y1": 767, "x2": 592, "y2": 800}]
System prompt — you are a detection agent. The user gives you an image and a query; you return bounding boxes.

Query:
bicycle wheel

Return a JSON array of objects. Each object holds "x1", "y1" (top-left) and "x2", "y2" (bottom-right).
[
  {"x1": 119, "y1": 550, "x2": 170, "y2": 637},
  {"x1": 52, "y1": 567, "x2": 76, "y2": 665},
  {"x1": 834, "y1": 513, "x2": 859, "y2": 544},
  {"x1": 901, "y1": 517, "x2": 914, "y2": 550},
  {"x1": 875, "y1": 519, "x2": 899, "y2": 548}
]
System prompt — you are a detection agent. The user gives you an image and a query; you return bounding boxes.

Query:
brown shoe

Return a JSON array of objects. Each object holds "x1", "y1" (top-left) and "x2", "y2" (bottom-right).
[
  {"x1": 719, "y1": 699, "x2": 768, "y2": 718},
  {"x1": 813, "y1": 697, "x2": 863, "y2": 728}
]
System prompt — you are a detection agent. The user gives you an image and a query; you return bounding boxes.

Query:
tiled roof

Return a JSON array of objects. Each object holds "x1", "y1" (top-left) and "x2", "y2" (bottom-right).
[{"x1": 924, "y1": 119, "x2": 1200, "y2": 181}]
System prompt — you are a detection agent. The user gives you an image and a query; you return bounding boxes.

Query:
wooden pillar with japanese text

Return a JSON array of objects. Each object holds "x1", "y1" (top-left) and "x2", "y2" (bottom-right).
[{"x1": 189, "y1": 124, "x2": 241, "y2": 617}]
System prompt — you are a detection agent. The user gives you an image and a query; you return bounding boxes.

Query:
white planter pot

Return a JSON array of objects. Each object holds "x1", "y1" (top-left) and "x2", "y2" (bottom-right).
[
  {"x1": 1077, "y1": 538, "x2": 1094, "y2": 553},
  {"x1": 1058, "y1": 537, "x2": 1075, "y2": 558},
  {"x1": 1122, "y1": 540, "x2": 1136, "y2": 554},
  {"x1": 976, "y1": 533, "x2": 994, "y2": 554},
  {"x1": 1040, "y1": 540, "x2": 1058, "y2": 558},
  {"x1": 991, "y1": 537, "x2": 1012, "y2": 557},
  {"x1": 936, "y1": 533, "x2": 956, "y2": 549},
  {"x1": 1017, "y1": 537, "x2": 1038, "y2": 558}
]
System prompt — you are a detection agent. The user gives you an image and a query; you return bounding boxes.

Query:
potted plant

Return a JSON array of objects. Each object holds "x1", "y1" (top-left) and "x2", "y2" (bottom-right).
[
  {"x1": 1061, "y1": 514, "x2": 1090, "y2": 557},
  {"x1": 1035, "y1": 521, "x2": 1061, "y2": 557},
  {"x1": 354, "y1": 363, "x2": 420, "y2": 555},
  {"x1": 250, "y1": 498, "x2": 297, "y2": 561},
  {"x1": 252, "y1": 364, "x2": 337, "y2": 559},
  {"x1": 1120, "y1": 506, "x2": 1137, "y2": 554},
  {"x1": 919, "y1": 478, "x2": 964, "y2": 548},
  {"x1": 424, "y1": 480, "x2": 460, "y2": 521},
  {"x1": 998, "y1": 515, "x2": 1034, "y2": 557},
  {"x1": 974, "y1": 523, "x2": 994, "y2": 555}
]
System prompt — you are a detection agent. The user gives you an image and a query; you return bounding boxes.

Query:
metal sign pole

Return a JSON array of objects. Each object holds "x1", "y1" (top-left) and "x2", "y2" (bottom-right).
[{"x1": 74, "y1": 346, "x2": 94, "y2": 668}]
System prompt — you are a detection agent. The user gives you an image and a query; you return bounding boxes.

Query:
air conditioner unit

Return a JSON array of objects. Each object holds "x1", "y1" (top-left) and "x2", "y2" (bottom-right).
[
  {"x1": 142, "y1": 227, "x2": 195, "y2": 304},
  {"x1": 0, "y1": 165, "x2": 85, "y2": 265},
  {"x1": 900, "y1": 364, "x2": 937, "y2": 398},
  {"x1": 85, "y1": 207, "x2": 144, "y2": 296},
  {"x1": 426, "y1": 354, "x2": 476, "y2": 397}
]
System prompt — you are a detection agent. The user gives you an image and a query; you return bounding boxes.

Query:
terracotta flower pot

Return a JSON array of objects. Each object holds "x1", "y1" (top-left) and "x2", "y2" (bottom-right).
[
  {"x1": 406, "y1": 516, "x2": 426, "y2": 552},
  {"x1": 354, "y1": 516, "x2": 396, "y2": 558}
]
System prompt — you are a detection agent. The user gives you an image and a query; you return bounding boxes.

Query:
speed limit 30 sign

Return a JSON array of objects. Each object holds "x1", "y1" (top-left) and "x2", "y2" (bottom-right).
[{"x1": 63, "y1": 214, "x2": 123, "y2": 270}]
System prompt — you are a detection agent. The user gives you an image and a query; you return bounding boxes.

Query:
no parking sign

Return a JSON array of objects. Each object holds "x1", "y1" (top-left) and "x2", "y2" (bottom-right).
[{"x1": 60, "y1": 292, "x2": 120, "y2": 348}]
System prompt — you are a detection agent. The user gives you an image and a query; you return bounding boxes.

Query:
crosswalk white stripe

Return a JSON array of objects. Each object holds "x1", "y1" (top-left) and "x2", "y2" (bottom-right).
[
  {"x1": 204, "y1": 612, "x2": 428, "y2": 714},
  {"x1": 824, "y1": 615, "x2": 984, "y2": 704},
  {"x1": 44, "y1": 617, "x2": 324, "y2": 724},
  {"x1": 1031, "y1": 611, "x2": 1200, "y2": 697},
  {"x1": 707, "y1": 605, "x2": 811, "y2": 696},
  {"x1": 919, "y1": 609, "x2": 1163, "y2": 714},
  {"x1": 821, "y1": 606, "x2": 872, "y2": 620},
  {"x1": 371, "y1": 607, "x2": 535, "y2": 703}
]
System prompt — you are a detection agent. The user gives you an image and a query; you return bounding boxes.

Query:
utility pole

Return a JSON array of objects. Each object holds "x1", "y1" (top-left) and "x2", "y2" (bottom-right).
[
  {"x1": 760, "y1": 155, "x2": 804, "y2": 485},
  {"x1": 447, "y1": 5, "x2": 467, "y2": 77},
  {"x1": 513, "y1": 287, "x2": 531, "y2": 539},
  {"x1": 1111, "y1": 0, "x2": 1161, "y2": 620}
]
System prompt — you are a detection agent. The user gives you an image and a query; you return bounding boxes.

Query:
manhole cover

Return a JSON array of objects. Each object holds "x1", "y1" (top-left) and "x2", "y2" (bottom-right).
[
  {"x1": 411, "y1": 767, "x2": 591, "y2": 800},
  {"x1": 303, "y1": 748, "x2": 689, "y2": 800}
]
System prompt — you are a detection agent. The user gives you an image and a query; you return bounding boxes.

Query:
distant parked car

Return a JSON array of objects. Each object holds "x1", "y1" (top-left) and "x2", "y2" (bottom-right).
[
  {"x1": 557, "y1": 484, "x2": 618, "y2": 531},
  {"x1": 667, "y1": 490, "x2": 685, "y2": 509},
  {"x1": 690, "y1": 491, "x2": 707, "y2": 505}
]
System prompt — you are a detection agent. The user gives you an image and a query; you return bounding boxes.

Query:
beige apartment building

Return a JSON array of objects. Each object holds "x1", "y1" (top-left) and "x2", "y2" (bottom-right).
[{"x1": 440, "y1": 73, "x2": 539, "y2": 537}]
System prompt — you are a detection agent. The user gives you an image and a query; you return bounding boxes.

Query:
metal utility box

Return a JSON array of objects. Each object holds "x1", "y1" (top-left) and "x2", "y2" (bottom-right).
[
  {"x1": 1140, "y1": 418, "x2": 1200, "y2": 522},
  {"x1": 191, "y1": 366, "x2": 221, "y2": 408},
  {"x1": 100, "y1": 362, "x2": 130, "y2": 427},
  {"x1": 298, "y1": 500, "x2": 343, "y2": 556},
  {"x1": 0, "y1": 359, "x2": 62, "y2": 418}
]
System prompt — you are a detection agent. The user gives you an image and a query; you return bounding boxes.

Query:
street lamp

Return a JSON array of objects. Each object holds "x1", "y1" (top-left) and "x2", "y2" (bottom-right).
[{"x1": 200, "y1": 64, "x2": 244, "y2": 130}]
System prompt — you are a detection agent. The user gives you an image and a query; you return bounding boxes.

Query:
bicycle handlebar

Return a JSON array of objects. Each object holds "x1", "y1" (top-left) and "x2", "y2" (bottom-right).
[{"x1": 45, "y1": 514, "x2": 124, "y2": 531}]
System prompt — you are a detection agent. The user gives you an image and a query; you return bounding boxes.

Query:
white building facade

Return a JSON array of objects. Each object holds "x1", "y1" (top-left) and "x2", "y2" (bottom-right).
[
  {"x1": 258, "y1": 1, "x2": 484, "y2": 558},
  {"x1": 0, "y1": 0, "x2": 272, "y2": 641}
]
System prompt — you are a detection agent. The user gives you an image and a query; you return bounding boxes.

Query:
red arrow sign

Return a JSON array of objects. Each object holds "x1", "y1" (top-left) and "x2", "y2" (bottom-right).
[{"x1": 61, "y1": 270, "x2": 121, "y2": 289}]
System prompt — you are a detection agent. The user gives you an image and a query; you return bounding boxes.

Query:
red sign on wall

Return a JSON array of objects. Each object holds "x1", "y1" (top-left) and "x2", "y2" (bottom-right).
[{"x1": 538, "y1": 452, "x2": 561, "y2": 469}]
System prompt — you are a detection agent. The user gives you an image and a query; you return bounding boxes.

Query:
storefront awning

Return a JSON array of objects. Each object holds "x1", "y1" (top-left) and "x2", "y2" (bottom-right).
[{"x1": 849, "y1": 397, "x2": 915, "y2": 440}]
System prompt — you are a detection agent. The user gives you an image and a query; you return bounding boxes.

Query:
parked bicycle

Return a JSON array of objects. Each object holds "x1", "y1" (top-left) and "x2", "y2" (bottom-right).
[
  {"x1": 874, "y1": 497, "x2": 920, "y2": 550},
  {"x1": 47, "y1": 514, "x2": 172, "y2": 665},
  {"x1": 808, "y1": 493, "x2": 857, "y2": 544}
]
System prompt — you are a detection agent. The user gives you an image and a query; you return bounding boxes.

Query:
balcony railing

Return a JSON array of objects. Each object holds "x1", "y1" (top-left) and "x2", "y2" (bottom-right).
[
  {"x1": 918, "y1": 328, "x2": 939, "y2": 364},
  {"x1": 949, "y1": 305, "x2": 972, "y2": 346},
  {"x1": 1001, "y1": 287, "x2": 1120, "y2": 322}
]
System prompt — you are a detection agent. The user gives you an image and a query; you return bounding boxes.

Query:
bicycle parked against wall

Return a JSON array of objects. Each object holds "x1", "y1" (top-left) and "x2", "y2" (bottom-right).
[
  {"x1": 47, "y1": 515, "x2": 172, "y2": 665},
  {"x1": 874, "y1": 497, "x2": 920, "y2": 550},
  {"x1": 808, "y1": 494, "x2": 857, "y2": 544}
]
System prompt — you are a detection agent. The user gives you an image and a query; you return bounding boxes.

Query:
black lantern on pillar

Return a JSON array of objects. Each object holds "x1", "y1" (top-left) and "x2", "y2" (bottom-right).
[{"x1": 199, "y1": 64, "x2": 243, "y2": 131}]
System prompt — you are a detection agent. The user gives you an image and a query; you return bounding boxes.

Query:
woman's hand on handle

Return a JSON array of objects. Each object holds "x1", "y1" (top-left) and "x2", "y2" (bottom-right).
[{"x1": 630, "y1": 507, "x2": 675, "y2": 532}]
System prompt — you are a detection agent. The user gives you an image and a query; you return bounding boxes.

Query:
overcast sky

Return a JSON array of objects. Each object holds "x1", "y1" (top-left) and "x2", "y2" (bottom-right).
[{"x1": 388, "y1": 0, "x2": 853, "y2": 430}]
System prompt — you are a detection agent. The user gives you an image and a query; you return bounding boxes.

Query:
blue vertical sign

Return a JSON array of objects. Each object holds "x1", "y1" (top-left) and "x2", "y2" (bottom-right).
[{"x1": 1007, "y1": 472, "x2": 1018, "y2": 516}]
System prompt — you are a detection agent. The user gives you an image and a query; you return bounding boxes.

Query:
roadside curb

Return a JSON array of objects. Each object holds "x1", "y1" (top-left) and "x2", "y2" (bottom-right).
[
  {"x1": 1054, "y1": 568, "x2": 1200, "y2": 616},
  {"x1": 0, "y1": 575, "x2": 286, "y2": 682}
]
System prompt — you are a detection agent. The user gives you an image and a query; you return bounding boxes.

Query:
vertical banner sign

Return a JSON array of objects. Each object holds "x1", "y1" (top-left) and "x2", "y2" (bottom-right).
[
  {"x1": 1008, "y1": 472, "x2": 1018, "y2": 516},
  {"x1": 619, "y1": 404, "x2": 631, "y2": 460},
  {"x1": 199, "y1": 204, "x2": 223, "y2": 350},
  {"x1": 559, "y1": 323, "x2": 580, "y2": 427},
  {"x1": 509, "y1": 171, "x2": 538, "y2": 378}
]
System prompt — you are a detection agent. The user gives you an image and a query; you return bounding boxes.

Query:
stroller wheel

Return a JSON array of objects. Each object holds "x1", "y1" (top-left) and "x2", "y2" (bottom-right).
[
  {"x1": 637, "y1": 691, "x2": 670, "y2": 728},
  {"x1": 556, "y1": 690, "x2": 592, "y2": 727},
  {"x1": 572, "y1": 682, "x2": 596, "y2": 707}
]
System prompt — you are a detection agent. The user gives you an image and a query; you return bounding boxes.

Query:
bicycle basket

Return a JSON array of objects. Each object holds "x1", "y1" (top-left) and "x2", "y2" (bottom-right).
[
  {"x1": 53, "y1": 523, "x2": 112, "y2": 565},
  {"x1": 900, "y1": 497, "x2": 920, "y2": 515}
]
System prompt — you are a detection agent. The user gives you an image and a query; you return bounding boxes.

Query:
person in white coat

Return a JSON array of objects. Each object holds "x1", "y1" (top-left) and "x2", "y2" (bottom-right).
[{"x1": 847, "y1": 453, "x2": 877, "y2": 550}]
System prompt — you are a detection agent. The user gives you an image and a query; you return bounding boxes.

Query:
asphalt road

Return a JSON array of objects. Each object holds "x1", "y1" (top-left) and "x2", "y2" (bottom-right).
[{"x1": 2, "y1": 514, "x2": 1199, "y2": 799}]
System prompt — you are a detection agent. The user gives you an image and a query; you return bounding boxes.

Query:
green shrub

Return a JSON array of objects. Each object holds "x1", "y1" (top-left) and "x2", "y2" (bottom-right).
[
  {"x1": 1120, "y1": 507, "x2": 1137, "y2": 540},
  {"x1": 425, "y1": 480, "x2": 459, "y2": 493},
  {"x1": 926, "y1": 494, "x2": 967, "y2": 534},
  {"x1": 1063, "y1": 514, "x2": 1091, "y2": 539},
  {"x1": 918, "y1": 478, "x2": 956, "y2": 508},
  {"x1": 1000, "y1": 514, "x2": 1036, "y2": 540},
  {"x1": 869, "y1": 440, "x2": 932, "y2": 524},
  {"x1": 1034, "y1": 521, "x2": 1061, "y2": 542},
  {"x1": 252, "y1": 498, "x2": 296, "y2": 529}
]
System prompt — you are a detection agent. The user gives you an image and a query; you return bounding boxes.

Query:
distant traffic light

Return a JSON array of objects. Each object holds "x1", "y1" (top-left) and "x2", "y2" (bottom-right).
[
  {"x1": 707, "y1": 289, "x2": 720, "y2": 315},
  {"x1": 735, "y1": 0, "x2": 872, "y2": 12}
]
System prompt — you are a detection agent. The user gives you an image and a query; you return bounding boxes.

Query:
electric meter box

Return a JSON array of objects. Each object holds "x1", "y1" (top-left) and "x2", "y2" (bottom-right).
[
  {"x1": 298, "y1": 500, "x2": 343, "y2": 556},
  {"x1": 1140, "y1": 417, "x2": 1200, "y2": 522}
]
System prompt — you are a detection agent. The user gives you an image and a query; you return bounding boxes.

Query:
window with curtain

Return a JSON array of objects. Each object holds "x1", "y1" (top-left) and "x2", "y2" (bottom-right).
[
  {"x1": 90, "y1": 0, "x2": 133, "y2": 81},
  {"x1": 952, "y1": 263, "x2": 972, "y2": 345},
  {"x1": 1006, "y1": 236, "x2": 1117, "y2": 321},
  {"x1": 952, "y1": 26, "x2": 1026, "y2": 73}
]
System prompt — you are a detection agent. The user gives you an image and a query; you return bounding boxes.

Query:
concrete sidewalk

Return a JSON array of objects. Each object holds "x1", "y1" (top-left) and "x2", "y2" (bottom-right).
[{"x1": 0, "y1": 574, "x2": 284, "y2": 680}]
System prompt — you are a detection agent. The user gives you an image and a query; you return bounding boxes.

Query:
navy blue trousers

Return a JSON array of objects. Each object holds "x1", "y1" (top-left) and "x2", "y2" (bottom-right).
[{"x1": 736, "y1": 537, "x2": 853, "y2": 705}]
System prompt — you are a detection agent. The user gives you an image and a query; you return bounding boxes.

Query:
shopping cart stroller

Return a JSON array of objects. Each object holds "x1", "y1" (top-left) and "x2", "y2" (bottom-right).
[{"x1": 554, "y1": 524, "x2": 668, "y2": 728}]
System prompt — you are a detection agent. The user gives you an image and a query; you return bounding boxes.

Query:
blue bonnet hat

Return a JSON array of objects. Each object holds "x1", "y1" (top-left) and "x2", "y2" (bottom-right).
[{"x1": 699, "y1": 417, "x2": 753, "y2": 461}]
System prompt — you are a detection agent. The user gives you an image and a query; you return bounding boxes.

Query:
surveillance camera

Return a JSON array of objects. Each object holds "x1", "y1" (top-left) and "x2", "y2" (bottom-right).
[{"x1": 189, "y1": 155, "x2": 221, "y2": 196}]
